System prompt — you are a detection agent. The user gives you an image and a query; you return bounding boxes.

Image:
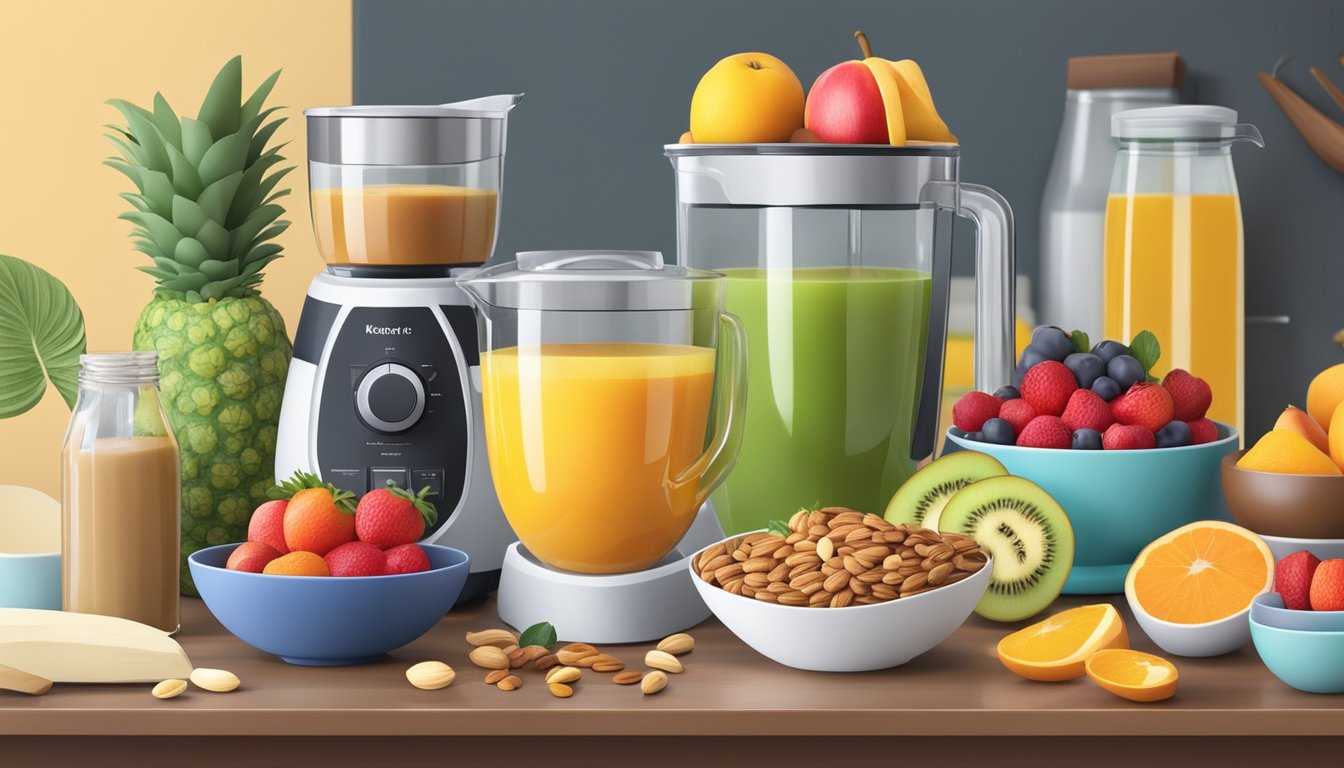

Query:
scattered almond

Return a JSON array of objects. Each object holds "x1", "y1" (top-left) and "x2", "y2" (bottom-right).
[
  {"x1": 612, "y1": 671, "x2": 643, "y2": 685},
  {"x1": 545, "y1": 666, "x2": 582, "y2": 685},
  {"x1": 592, "y1": 658, "x2": 626, "y2": 673},
  {"x1": 405, "y1": 661, "x2": 456, "y2": 690},
  {"x1": 151, "y1": 679, "x2": 187, "y2": 699},
  {"x1": 533, "y1": 653, "x2": 560, "y2": 671},
  {"x1": 484, "y1": 669, "x2": 509, "y2": 685},
  {"x1": 189, "y1": 668, "x2": 240, "y2": 693},
  {"x1": 496, "y1": 674, "x2": 523, "y2": 691},
  {"x1": 557, "y1": 648, "x2": 598, "y2": 665},
  {"x1": 644, "y1": 650, "x2": 684, "y2": 674},
  {"x1": 640, "y1": 670, "x2": 668, "y2": 695},
  {"x1": 465, "y1": 628, "x2": 518, "y2": 648},
  {"x1": 656, "y1": 633, "x2": 695, "y2": 656},
  {"x1": 469, "y1": 645, "x2": 510, "y2": 670},
  {"x1": 548, "y1": 682, "x2": 574, "y2": 698}
]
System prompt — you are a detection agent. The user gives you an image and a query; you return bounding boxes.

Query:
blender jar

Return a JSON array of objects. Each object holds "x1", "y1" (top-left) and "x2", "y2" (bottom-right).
[
  {"x1": 458, "y1": 251, "x2": 747, "y2": 574},
  {"x1": 305, "y1": 95, "x2": 520, "y2": 268},
  {"x1": 1104, "y1": 105, "x2": 1262, "y2": 434},
  {"x1": 666, "y1": 144, "x2": 1014, "y2": 534}
]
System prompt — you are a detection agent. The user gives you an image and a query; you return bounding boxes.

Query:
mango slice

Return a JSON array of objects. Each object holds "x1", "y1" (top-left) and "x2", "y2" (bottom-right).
[
  {"x1": 860, "y1": 58, "x2": 908, "y2": 146},
  {"x1": 888, "y1": 59, "x2": 957, "y2": 143}
]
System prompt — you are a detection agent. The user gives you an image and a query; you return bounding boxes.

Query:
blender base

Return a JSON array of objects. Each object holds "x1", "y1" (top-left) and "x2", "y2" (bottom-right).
[{"x1": 496, "y1": 503, "x2": 724, "y2": 644}]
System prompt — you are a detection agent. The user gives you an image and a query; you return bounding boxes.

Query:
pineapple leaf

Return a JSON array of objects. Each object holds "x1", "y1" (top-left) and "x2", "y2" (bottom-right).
[
  {"x1": 247, "y1": 221, "x2": 290, "y2": 252},
  {"x1": 104, "y1": 134, "x2": 145, "y2": 166},
  {"x1": 103, "y1": 123, "x2": 135, "y2": 141},
  {"x1": 200, "y1": 275, "x2": 248, "y2": 301},
  {"x1": 138, "y1": 267, "x2": 176, "y2": 282},
  {"x1": 194, "y1": 220, "x2": 230, "y2": 261},
  {"x1": 247, "y1": 115, "x2": 286, "y2": 166},
  {"x1": 229, "y1": 158, "x2": 291, "y2": 223},
  {"x1": 262, "y1": 188, "x2": 292, "y2": 206},
  {"x1": 166, "y1": 272, "x2": 211, "y2": 294},
  {"x1": 141, "y1": 170, "x2": 175, "y2": 218},
  {"x1": 242, "y1": 242, "x2": 283, "y2": 267},
  {"x1": 165, "y1": 145, "x2": 204, "y2": 199},
  {"x1": 240, "y1": 69, "x2": 282, "y2": 125},
  {"x1": 198, "y1": 259, "x2": 241, "y2": 281},
  {"x1": 120, "y1": 210, "x2": 181, "y2": 257},
  {"x1": 197, "y1": 130, "x2": 250, "y2": 188},
  {"x1": 152, "y1": 92, "x2": 182, "y2": 149},
  {"x1": 170, "y1": 196, "x2": 208, "y2": 238},
  {"x1": 241, "y1": 252, "x2": 281, "y2": 277},
  {"x1": 105, "y1": 98, "x2": 155, "y2": 134},
  {"x1": 119, "y1": 192, "x2": 149, "y2": 212},
  {"x1": 228, "y1": 204, "x2": 285, "y2": 259},
  {"x1": 196, "y1": 171, "x2": 243, "y2": 224},
  {"x1": 180, "y1": 117, "x2": 213, "y2": 165},
  {"x1": 197, "y1": 56, "x2": 242, "y2": 139},
  {"x1": 173, "y1": 237, "x2": 211, "y2": 268},
  {"x1": 104, "y1": 158, "x2": 142, "y2": 187},
  {"x1": 109, "y1": 99, "x2": 172, "y2": 173},
  {"x1": 150, "y1": 256, "x2": 185, "y2": 274}
]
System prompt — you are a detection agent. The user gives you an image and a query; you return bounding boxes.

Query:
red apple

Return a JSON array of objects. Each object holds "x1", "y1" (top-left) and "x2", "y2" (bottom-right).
[
  {"x1": 226, "y1": 541, "x2": 282, "y2": 573},
  {"x1": 804, "y1": 61, "x2": 889, "y2": 144}
]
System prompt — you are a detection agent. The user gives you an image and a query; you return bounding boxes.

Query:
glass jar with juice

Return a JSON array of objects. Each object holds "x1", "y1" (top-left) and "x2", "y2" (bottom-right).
[
  {"x1": 458, "y1": 251, "x2": 747, "y2": 574},
  {"x1": 1104, "y1": 106, "x2": 1263, "y2": 433}
]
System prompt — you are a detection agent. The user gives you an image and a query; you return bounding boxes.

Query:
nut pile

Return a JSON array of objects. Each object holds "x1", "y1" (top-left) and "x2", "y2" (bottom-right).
[{"x1": 695, "y1": 507, "x2": 988, "y2": 607}]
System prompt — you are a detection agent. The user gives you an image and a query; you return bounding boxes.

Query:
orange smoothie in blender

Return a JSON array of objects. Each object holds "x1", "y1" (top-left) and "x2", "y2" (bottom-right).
[
  {"x1": 1103, "y1": 193, "x2": 1241, "y2": 426},
  {"x1": 480, "y1": 343, "x2": 716, "y2": 574},
  {"x1": 311, "y1": 184, "x2": 498, "y2": 266}
]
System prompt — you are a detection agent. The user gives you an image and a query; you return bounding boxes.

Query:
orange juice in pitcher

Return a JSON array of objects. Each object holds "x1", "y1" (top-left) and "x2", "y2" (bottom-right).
[{"x1": 1103, "y1": 106, "x2": 1262, "y2": 434}]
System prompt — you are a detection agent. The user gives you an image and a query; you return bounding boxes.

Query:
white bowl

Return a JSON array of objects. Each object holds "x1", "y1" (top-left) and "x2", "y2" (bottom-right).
[
  {"x1": 1259, "y1": 535, "x2": 1344, "y2": 563},
  {"x1": 689, "y1": 541, "x2": 992, "y2": 672},
  {"x1": 1124, "y1": 579, "x2": 1262, "y2": 657}
]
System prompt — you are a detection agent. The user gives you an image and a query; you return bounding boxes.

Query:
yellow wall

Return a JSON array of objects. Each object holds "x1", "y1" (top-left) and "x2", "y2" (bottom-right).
[{"x1": 0, "y1": 0, "x2": 352, "y2": 499}]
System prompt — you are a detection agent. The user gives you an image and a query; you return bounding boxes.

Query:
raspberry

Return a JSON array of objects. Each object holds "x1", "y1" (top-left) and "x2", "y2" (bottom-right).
[
  {"x1": 1187, "y1": 418, "x2": 1219, "y2": 445},
  {"x1": 385, "y1": 543, "x2": 432, "y2": 574},
  {"x1": 1016, "y1": 415, "x2": 1072, "y2": 449},
  {"x1": 325, "y1": 540, "x2": 387, "y2": 577},
  {"x1": 1112, "y1": 383, "x2": 1175, "y2": 433},
  {"x1": 1060, "y1": 389, "x2": 1114, "y2": 433},
  {"x1": 999, "y1": 398, "x2": 1037, "y2": 436},
  {"x1": 1103, "y1": 423, "x2": 1156, "y2": 450},
  {"x1": 1162, "y1": 368, "x2": 1213, "y2": 422},
  {"x1": 953, "y1": 390, "x2": 1002, "y2": 432},
  {"x1": 1020, "y1": 361, "x2": 1078, "y2": 417}
]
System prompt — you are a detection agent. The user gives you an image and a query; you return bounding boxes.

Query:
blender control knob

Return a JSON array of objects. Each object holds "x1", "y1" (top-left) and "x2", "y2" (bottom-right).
[{"x1": 355, "y1": 363, "x2": 426, "y2": 433}]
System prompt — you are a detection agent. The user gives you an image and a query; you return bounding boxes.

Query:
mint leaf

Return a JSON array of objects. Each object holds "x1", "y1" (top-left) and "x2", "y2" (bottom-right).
[
  {"x1": 1069, "y1": 330, "x2": 1091, "y2": 355},
  {"x1": 1129, "y1": 330, "x2": 1161, "y2": 372},
  {"x1": 519, "y1": 621, "x2": 557, "y2": 649},
  {"x1": 766, "y1": 519, "x2": 791, "y2": 536}
]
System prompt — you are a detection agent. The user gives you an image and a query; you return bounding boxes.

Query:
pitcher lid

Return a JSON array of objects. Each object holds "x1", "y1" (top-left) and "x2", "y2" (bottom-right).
[
  {"x1": 457, "y1": 250, "x2": 723, "y2": 311},
  {"x1": 306, "y1": 94, "x2": 522, "y2": 165},
  {"x1": 1112, "y1": 105, "x2": 1262, "y2": 143}
]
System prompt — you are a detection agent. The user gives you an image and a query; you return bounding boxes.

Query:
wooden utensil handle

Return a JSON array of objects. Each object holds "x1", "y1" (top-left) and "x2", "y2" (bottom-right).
[{"x1": 0, "y1": 662, "x2": 53, "y2": 695}]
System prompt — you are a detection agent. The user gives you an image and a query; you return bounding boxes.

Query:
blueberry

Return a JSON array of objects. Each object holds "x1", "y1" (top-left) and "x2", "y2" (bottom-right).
[
  {"x1": 981, "y1": 418, "x2": 1015, "y2": 445},
  {"x1": 1064, "y1": 352, "x2": 1105, "y2": 389},
  {"x1": 1092, "y1": 340, "x2": 1131, "y2": 364},
  {"x1": 1071, "y1": 428, "x2": 1103, "y2": 450},
  {"x1": 1013, "y1": 347, "x2": 1050, "y2": 388},
  {"x1": 1030, "y1": 326, "x2": 1075, "y2": 362},
  {"x1": 1091, "y1": 376, "x2": 1122, "y2": 401},
  {"x1": 993, "y1": 385, "x2": 1020, "y2": 401},
  {"x1": 948, "y1": 427, "x2": 968, "y2": 439},
  {"x1": 965, "y1": 431, "x2": 984, "y2": 443},
  {"x1": 1107, "y1": 354, "x2": 1146, "y2": 390},
  {"x1": 1155, "y1": 420, "x2": 1193, "y2": 448}
]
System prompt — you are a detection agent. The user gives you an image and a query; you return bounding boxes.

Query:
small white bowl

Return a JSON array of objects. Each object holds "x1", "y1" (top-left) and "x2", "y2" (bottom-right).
[
  {"x1": 1259, "y1": 535, "x2": 1344, "y2": 563},
  {"x1": 689, "y1": 539, "x2": 992, "y2": 672},
  {"x1": 0, "y1": 486, "x2": 61, "y2": 610},
  {"x1": 1124, "y1": 578, "x2": 1262, "y2": 657}
]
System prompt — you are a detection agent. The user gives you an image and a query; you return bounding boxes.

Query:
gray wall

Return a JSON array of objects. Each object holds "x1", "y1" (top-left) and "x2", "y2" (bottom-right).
[{"x1": 354, "y1": 0, "x2": 1344, "y2": 441}]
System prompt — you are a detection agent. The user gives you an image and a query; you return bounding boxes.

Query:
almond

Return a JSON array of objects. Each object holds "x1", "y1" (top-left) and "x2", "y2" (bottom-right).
[
  {"x1": 546, "y1": 666, "x2": 582, "y2": 685},
  {"x1": 592, "y1": 659, "x2": 626, "y2": 673},
  {"x1": 151, "y1": 679, "x2": 187, "y2": 699},
  {"x1": 465, "y1": 628, "x2": 518, "y2": 648},
  {"x1": 548, "y1": 683, "x2": 574, "y2": 698},
  {"x1": 612, "y1": 671, "x2": 643, "y2": 685},
  {"x1": 485, "y1": 669, "x2": 509, "y2": 685},
  {"x1": 640, "y1": 670, "x2": 668, "y2": 695},
  {"x1": 189, "y1": 668, "x2": 240, "y2": 693},
  {"x1": 496, "y1": 674, "x2": 523, "y2": 691},
  {"x1": 645, "y1": 650, "x2": 684, "y2": 674},
  {"x1": 656, "y1": 633, "x2": 695, "y2": 656},
  {"x1": 469, "y1": 646, "x2": 510, "y2": 670},
  {"x1": 406, "y1": 661, "x2": 456, "y2": 690},
  {"x1": 533, "y1": 653, "x2": 560, "y2": 671}
]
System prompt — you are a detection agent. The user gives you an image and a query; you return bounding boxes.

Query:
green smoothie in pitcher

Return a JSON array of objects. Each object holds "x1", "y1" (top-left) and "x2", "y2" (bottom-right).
[{"x1": 714, "y1": 267, "x2": 932, "y2": 534}]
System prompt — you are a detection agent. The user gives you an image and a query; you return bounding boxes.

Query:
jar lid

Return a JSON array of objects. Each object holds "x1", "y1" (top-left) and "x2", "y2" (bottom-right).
[
  {"x1": 457, "y1": 251, "x2": 722, "y2": 311},
  {"x1": 79, "y1": 352, "x2": 159, "y2": 384},
  {"x1": 1112, "y1": 105, "x2": 1262, "y2": 143},
  {"x1": 307, "y1": 94, "x2": 522, "y2": 166}
]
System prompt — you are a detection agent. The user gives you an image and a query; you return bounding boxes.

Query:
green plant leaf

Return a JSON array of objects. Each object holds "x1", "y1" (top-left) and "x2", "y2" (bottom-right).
[
  {"x1": 196, "y1": 171, "x2": 243, "y2": 223},
  {"x1": 181, "y1": 118, "x2": 213, "y2": 165},
  {"x1": 1069, "y1": 330, "x2": 1090, "y2": 355},
  {"x1": 152, "y1": 92, "x2": 182, "y2": 149},
  {"x1": 240, "y1": 68, "x2": 282, "y2": 125},
  {"x1": 197, "y1": 56, "x2": 242, "y2": 139},
  {"x1": 518, "y1": 621, "x2": 557, "y2": 650},
  {"x1": 766, "y1": 519, "x2": 791, "y2": 536},
  {"x1": 197, "y1": 129, "x2": 251, "y2": 188},
  {"x1": 1129, "y1": 330, "x2": 1161, "y2": 372},
  {"x1": 0, "y1": 255, "x2": 86, "y2": 416}
]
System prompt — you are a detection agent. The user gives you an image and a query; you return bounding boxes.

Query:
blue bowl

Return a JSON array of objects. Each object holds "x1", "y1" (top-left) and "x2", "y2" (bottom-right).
[
  {"x1": 1251, "y1": 615, "x2": 1344, "y2": 694},
  {"x1": 947, "y1": 422, "x2": 1238, "y2": 594},
  {"x1": 1251, "y1": 592, "x2": 1344, "y2": 632},
  {"x1": 189, "y1": 543, "x2": 469, "y2": 666}
]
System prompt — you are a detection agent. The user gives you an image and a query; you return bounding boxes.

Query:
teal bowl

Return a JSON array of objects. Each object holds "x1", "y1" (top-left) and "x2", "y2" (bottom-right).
[
  {"x1": 946, "y1": 422, "x2": 1237, "y2": 594},
  {"x1": 1251, "y1": 616, "x2": 1344, "y2": 694}
]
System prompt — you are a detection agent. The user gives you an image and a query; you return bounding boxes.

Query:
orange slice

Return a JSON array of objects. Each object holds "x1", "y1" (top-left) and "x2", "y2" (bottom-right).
[
  {"x1": 1126, "y1": 521, "x2": 1273, "y2": 624},
  {"x1": 1085, "y1": 649, "x2": 1179, "y2": 702},
  {"x1": 996, "y1": 604, "x2": 1129, "y2": 681}
]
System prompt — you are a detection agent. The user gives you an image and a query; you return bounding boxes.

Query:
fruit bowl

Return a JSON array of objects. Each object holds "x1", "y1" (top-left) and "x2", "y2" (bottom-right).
[
  {"x1": 946, "y1": 422, "x2": 1238, "y2": 594},
  {"x1": 189, "y1": 543, "x2": 469, "y2": 666},
  {"x1": 1251, "y1": 592, "x2": 1344, "y2": 632},
  {"x1": 1251, "y1": 616, "x2": 1344, "y2": 694},
  {"x1": 689, "y1": 535, "x2": 992, "y2": 672},
  {"x1": 1260, "y1": 534, "x2": 1344, "y2": 563},
  {"x1": 1221, "y1": 452, "x2": 1344, "y2": 539}
]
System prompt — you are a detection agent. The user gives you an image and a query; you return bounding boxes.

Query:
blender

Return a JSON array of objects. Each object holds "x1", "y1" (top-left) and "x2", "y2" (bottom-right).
[
  {"x1": 457, "y1": 250, "x2": 747, "y2": 642},
  {"x1": 665, "y1": 143, "x2": 1015, "y2": 535},
  {"x1": 275, "y1": 95, "x2": 521, "y2": 603}
]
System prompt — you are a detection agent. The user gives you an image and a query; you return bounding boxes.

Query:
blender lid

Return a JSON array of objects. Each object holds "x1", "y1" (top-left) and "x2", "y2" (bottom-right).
[
  {"x1": 458, "y1": 250, "x2": 723, "y2": 311},
  {"x1": 306, "y1": 94, "x2": 522, "y2": 165},
  {"x1": 1112, "y1": 105, "x2": 1262, "y2": 143}
]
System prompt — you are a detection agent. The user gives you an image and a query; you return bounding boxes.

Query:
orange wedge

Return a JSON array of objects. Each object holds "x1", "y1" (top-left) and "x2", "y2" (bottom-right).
[
  {"x1": 997, "y1": 604, "x2": 1129, "y2": 681},
  {"x1": 1126, "y1": 521, "x2": 1273, "y2": 625},
  {"x1": 1085, "y1": 649, "x2": 1179, "y2": 702}
]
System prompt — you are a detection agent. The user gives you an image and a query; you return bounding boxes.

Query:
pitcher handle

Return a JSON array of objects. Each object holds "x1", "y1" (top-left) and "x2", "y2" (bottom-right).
[
  {"x1": 910, "y1": 181, "x2": 1016, "y2": 461},
  {"x1": 672, "y1": 311, "x2": 749, "y2": 506}
]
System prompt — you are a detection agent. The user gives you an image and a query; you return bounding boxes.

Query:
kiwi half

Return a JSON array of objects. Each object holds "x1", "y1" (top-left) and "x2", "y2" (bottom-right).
[
  {"x1": 884, "y1": 451, "x2": 1008, "y2": 530},
  {"x1": 937, "y1": 475, "x2": 1074, "y2": 622}
]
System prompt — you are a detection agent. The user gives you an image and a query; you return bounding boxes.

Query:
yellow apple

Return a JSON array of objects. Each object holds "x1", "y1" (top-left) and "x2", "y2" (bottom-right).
[{"x1": 690, "y1": 53, "x2": 804, "y2": 143}]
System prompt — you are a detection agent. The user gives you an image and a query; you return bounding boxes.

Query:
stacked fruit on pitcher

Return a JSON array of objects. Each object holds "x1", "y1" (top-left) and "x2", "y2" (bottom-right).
[
  {"x1": 951, "y1": 326, "x2": 1218, "y2": 450},
  {"x1": 225, "y1": 472, "x2": 437, "y2": 577}
]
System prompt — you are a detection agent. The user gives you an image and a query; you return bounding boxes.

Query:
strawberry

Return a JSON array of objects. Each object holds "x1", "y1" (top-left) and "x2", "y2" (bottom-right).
[
  {"x1": 325, "y1": 540, "x2": 388, "y2": 577},
  {"x1": 1016, "y1": 415, "x2": 1072, "y2": 449},
  {"x1": 1276, "y1": 550, "x2": 1321, "y2": 610},
  {"x1": 226, "y1": 541, "x2": 281, "y2": 573},
  {"x1": 1112, "y1": 383, "x2": 1175, "y2": 433},
  {"x1": 1103, "y1": 423, "x2": 1156, "y2": 450},
  {"x1": 999, "y1": 398, "x2": 1037, "y2": 436},
  {"x1": 1310, "y1": 559, "x2": 1344, "y2": 611},
  {"x1": 270, "y1": 471, "x2": 357, "y2": 556},
  {"x1": 1061, "y1": 389, "x2": 1114, "y2": 433},
  {"x1": 1021, "y1": 361, "x2": 1078, "y2": 417},
  {"x1": 384, "y1": 543, "x2": 432, "y2": 575},
  {"x1": 247, "y1": 499, "x2": 289, "y2": 555},
  {"x1": 355, "y1": 483, "x2": 438, "y2": 549},
  {"x1": 1187, "y1": 418, "x2": 1219, "y2": 445},
  {"x1": 953, "y1": 391, "x2": 1002, "y2": 432},
  {"x1": 1162, "y1": 368, "x2": 1213, "y2": 421}
]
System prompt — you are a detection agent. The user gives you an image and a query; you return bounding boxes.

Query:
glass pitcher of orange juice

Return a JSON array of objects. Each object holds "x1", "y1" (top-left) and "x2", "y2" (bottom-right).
[
  {"x1": 1104, "y1": 106, "x2": 1262, "y2": 433},
  {"x1": 458, "y1": 251, "x2": 747, "y2": 574}
]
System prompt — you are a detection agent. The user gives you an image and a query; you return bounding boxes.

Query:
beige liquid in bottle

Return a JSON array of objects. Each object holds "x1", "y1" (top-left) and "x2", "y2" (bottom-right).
[{"x1": 63, "y1": 435, "x2": 180, "y2": 633}]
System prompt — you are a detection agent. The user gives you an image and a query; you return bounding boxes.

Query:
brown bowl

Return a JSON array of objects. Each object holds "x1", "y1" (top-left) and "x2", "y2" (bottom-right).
[{"x1": 1221, "y1": 451, "x2": 1344, "y2": 538}]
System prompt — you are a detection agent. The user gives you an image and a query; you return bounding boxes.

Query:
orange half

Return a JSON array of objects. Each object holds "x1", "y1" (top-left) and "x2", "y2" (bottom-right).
[
  {"x1": 1126, "y1": 521, "x2": 1273, "y2": 625},
  {"x1": 1086, "y1": 649, "x2": 1179, "y2": 703},
  {"x1": 997, "y1": 604, "x2": 1129, "y2": 681}
]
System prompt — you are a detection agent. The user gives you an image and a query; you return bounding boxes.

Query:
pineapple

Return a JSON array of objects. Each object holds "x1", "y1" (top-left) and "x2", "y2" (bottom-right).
[{"x1": 106, "y1": 57, "x2": 293, "y2": 595}]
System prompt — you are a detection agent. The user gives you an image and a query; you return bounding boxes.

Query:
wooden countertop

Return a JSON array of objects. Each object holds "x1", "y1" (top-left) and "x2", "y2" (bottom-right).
[{"x1": 4, "y1": 593, "x2": 1343, "y2": 740}]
